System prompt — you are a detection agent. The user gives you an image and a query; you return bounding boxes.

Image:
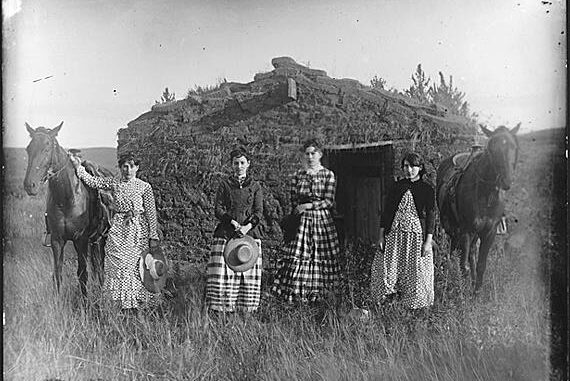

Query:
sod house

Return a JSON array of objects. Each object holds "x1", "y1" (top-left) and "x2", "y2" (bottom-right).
[{"x1": 117, "y1": 57, "x2": 476, "y2": 264}]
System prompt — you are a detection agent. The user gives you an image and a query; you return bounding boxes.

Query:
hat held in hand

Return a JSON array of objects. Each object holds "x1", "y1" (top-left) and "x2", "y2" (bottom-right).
[
  {"x1": 138, "y1": 245, "x2": 168, "y2": 293},
  {"x1": 223, "y1": 235, "x2": 260, "y2": 272}
]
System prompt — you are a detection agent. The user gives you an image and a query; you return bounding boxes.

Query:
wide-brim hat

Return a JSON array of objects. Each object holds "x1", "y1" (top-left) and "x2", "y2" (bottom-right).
[
  {"x1": 138, "y1": 245, "x2": 168, "y2": 293},
  {"x1": 223, "y1": 235, "x2": 260, "y2": 272}
]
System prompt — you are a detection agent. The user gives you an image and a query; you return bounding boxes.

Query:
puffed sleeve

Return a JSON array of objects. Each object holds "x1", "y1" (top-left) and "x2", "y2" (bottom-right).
[
  {"x1": 311, "y1": 170, "x2": 335, "y2": 210},
  {"x1": 76, "y1": 165, "x2": 116, "y2": 190},
  {"x1": 214, "y1": 180, "x2": 233, "y2": 223},
  {"x1": 424, "y1": 182, "x2": 436, "y2": 235},
  {"x1": 142, "y1": 183, "x2": 159, "y2": 240}
]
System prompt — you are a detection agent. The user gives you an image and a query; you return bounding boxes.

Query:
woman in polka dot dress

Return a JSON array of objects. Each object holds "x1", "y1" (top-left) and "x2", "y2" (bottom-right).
[
  {"x1": 371, "y1": 152, "x2": 436, "y2": 310},
  {"x1": 70, "y1": 153, "x2": 161, "y2": 310}
]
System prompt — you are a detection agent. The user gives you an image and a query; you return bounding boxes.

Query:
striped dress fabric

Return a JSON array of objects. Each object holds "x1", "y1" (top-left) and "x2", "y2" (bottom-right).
[
  {"x1": 76, "y1": 166, "x2": 162, "y2": 309},
  {"x1": 271, "y1": 167, "x2": 341, "y2": 303},
  {"x1": 205, "y1": 238, "x2": 262, "y2": 312},
  {"x1": 370, "y1": 190, "x2": 434, "y2": 309}
]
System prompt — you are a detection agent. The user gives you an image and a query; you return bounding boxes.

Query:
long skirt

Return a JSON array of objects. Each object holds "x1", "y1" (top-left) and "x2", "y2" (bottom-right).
[
  {"x1": 371, "y1": 190, "x2": 433, "y2": 309},
  {"x1": 103, "y1": 214, "x2": 161, "y2": 309},
  {"x1": 271, "y1": 210, "x2": 341, "y2": 303},
  {"x1": 205, "y1": 237, "x2": 262, "y2": 312}
]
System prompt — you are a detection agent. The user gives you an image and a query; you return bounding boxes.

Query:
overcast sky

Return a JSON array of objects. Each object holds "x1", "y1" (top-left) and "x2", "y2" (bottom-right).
[{"x1": 3, "y1": 0, "x2": 566, "y2": 148}]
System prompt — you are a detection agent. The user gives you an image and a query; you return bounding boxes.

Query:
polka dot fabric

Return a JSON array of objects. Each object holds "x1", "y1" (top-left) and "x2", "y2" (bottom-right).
[
  {"x1": 371, "y1": 190, "x2": 434, "y2": 309},
  {"x1": 77, "y1": 166, "x2": 161, "y2": 309}
]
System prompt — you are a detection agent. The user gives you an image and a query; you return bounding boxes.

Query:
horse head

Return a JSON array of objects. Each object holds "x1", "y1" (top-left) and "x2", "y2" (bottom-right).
[
  {"x1": 481, "y1": 123, "x2": 520, "y2": 190},
  {"x1": 24, "y1": 122, "x2": 64, "y2": 195}
]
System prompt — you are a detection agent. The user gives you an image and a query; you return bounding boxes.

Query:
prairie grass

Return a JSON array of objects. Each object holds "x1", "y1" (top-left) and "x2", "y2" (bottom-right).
[
  {"x1": 3, "y1": 133, "x2": 557, "y2": 380},
  {"x1": 3, "y1": 192, "x2": 551, "y2": 381}
]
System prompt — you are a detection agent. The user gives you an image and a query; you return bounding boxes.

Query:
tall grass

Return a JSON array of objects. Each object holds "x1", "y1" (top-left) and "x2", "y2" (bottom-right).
[{"x1": 3, "y1": 134, "x2": 555, "y2": 380}]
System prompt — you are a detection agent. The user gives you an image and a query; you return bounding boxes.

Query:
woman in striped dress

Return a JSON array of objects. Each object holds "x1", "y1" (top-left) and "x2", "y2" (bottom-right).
[
  {"x1": 371, "y1": 152, "x2": 435, "y2": 310},
  {"x1": 205, "y1": 147, "x2": 264, "y2": 312},
  {"x1": 69, "y1": 153, "x2": 161, "y2": 310},
  {"x1": 271, "y1": 139, "x2": 341, "y2": 303}
]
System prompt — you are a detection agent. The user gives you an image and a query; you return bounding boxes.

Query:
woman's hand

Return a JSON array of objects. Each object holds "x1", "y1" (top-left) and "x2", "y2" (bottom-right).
[
  {"x1": 237, "y1": 223, "x2": 252, "y2": 236},
  {"x1": 149, "y1": 238, "x2": 159, "y2": 248},
  {"x1": 377, "y1": 229, "x2": 385, "y2": 252},
  {"x1": 68, "y1": 153, "x2": 81, "y2": 169},
  {"x1": 294, "y1": 203, "x2": 312, "y2": 214},
  {"x1": 230, "y1": 220, "x2": 241, "y2": 230},
  {"x1": 422, "y1": 237, "x2": 433, "y2": 257}
]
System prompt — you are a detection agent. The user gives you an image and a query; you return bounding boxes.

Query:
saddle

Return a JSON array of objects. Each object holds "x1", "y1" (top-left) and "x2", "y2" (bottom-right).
[
  {"x1": 82, "y1": 160, "x2": 115, "y2": 244},
  {"x1": 452, "y1": 152, "x2": 472, "y2": 170},
  {"x1": 440, "y1": 150, "x2": 482, "y2": 233}
]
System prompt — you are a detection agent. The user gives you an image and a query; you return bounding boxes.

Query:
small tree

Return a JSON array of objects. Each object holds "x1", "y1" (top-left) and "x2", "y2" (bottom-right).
[
  {"x1": 187, "y1": 77, "x2": 228, "y2": 97},
  {"x1": 405, "y1": 64, "x2": 431, "y2": 104},
  {"x1": 370, "y1": 75, "x2": 387, "y2": 90},
  {"x1": 156, "y1": 87, "x2": 176, "y2": 104},
  {"x1": 429, "y1": 72, "x2": 469, "y2": 116}
]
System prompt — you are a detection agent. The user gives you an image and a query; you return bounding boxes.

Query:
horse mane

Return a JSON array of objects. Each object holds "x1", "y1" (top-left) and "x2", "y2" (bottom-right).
[
  {"x1": 34, "y1": 127, "x2": 52, "y2": 134},
  {"x1": 493, "y1": 125, "x2": 510, "y2": 133}
]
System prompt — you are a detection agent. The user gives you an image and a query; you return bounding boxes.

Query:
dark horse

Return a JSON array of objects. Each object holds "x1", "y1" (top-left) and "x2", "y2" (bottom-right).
[
  {"x1": 23, "y1": 122, "x2": 112, "y2": 296},
  {"x1": 436, "y1": 124, "x2": 520, "y2": 291}
]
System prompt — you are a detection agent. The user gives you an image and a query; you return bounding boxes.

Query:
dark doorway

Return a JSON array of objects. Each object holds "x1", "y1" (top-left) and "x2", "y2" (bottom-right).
[{"x1": 324, "y1": 142, "x2": 394, "y2": 245}]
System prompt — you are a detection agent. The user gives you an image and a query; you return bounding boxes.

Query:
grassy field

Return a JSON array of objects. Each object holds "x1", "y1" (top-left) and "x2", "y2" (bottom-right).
[{"x1": 3, "y1": 129, "x2": 565, "y2": 380}]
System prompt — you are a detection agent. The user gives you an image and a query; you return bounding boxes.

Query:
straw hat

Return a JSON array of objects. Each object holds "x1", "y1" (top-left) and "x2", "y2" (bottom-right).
[
  {"x1": 223, "y1": 235, "x2": 260, "y2": 272},
  {"x1": 138, "y1": 245, "x2": 168, "y2": 293}
]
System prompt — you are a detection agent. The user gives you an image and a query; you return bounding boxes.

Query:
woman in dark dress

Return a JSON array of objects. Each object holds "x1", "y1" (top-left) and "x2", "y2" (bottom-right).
[
  {"x1": 205, "y1": 147, "x2": 264, "y2": 312},
  {"x1": 271, "y1": 139, "x2": 341, "y2": 303},
  {"x1": 371, "y1": 152, "x2": 436, "y2": 309}
]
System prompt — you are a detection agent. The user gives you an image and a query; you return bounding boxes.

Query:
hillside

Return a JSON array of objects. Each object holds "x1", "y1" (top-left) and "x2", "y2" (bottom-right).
[{"x1": 3, "y1": 147, "x2": 117, "y2": 197}]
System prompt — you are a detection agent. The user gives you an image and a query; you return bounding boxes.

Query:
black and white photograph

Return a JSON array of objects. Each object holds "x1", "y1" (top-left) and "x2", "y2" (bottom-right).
[{"x1": 3, "y1": 0, "x2": 567, "y2": 379}]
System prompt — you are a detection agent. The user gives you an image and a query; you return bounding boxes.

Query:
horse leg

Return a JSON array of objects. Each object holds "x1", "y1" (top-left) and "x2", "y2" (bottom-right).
[
  {"x1": 475, "y1": 229, "x2": 497, "y2": 292},
  {"x1": 89, "y1": 238, "x2": 106, "y2": 288},
  {"x1": 468, "y1": 236, "x2": 479, "y2": 289},
  {"x1": 73, "y1": 239, "x2": 89, "y2": 297},
  {"x1": 51, "y1": 238, "x2": 65, "y2": 293},
  {"x1": 458, "y1": 233, "x2": 471, "y2": 279},
  {"x1": 449, "y1": 234, "x2": 460, "y2": 259}
]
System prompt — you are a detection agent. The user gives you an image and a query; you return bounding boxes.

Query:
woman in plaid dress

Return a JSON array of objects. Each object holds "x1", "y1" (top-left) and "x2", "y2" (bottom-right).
[
  {"x1": 69, "y1": 153, "x2": 161, "y2": 310},
  {"x1": 371, "y1": 152, "x2": 435, "y2": 310},
  {"x1": 205, "y1": 147, "x2": 264, "y2": 312},
  {"x1": 271, "y1": 139, "x2": 341, "y2": 303}
]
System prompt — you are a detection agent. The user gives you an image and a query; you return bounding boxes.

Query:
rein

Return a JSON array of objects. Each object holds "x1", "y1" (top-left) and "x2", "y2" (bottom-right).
[
  {"x1": 471, "y1": 151, "x2": 500, "y2": 188},
  {"x1": 35, "y1": 132, "x2": 71, "y2": 183}
]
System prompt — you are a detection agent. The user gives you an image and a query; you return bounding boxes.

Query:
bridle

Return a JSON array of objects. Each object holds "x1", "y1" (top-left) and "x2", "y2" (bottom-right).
[
  {"x1": 472, "y1": 132, "x2": 519, "y2": 189},
  {"x1": 31, "y1": 131, "x2": 69, "y2": 183}
]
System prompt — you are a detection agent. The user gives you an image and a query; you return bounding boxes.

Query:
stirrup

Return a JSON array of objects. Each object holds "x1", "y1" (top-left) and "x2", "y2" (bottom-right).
[{"x1": 42, "y1": 233, "x2": 51, "y2": 247}]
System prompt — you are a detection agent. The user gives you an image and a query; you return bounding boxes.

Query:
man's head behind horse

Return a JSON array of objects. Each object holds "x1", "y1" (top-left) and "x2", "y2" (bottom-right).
[
  {"x1": 481, "y1": 123, "x2": 520, "y2": 190},
  {"x1": 24, "y1": 122, "x2": 64, "y2": 195}
]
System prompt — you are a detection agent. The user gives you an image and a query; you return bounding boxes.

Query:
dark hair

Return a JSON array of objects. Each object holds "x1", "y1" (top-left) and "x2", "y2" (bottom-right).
[
  {"x1": 118, "y1": 153, "x2": 140, "y2": 167},
  {"x1": 401, "y1": 152, "x2": 426, "y2": 178},
  {"x1": 229, "y1": 146, "x2": 250, "y2": 161},
  {"x1": 301, "y1": 138, "x2": 323, "y2": 152}
]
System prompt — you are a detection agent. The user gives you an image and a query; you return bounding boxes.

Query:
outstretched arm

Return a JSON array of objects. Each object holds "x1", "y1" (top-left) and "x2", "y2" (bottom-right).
[{"x1": 70, "y1": 155, "x2": 115, "y2": 190}]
